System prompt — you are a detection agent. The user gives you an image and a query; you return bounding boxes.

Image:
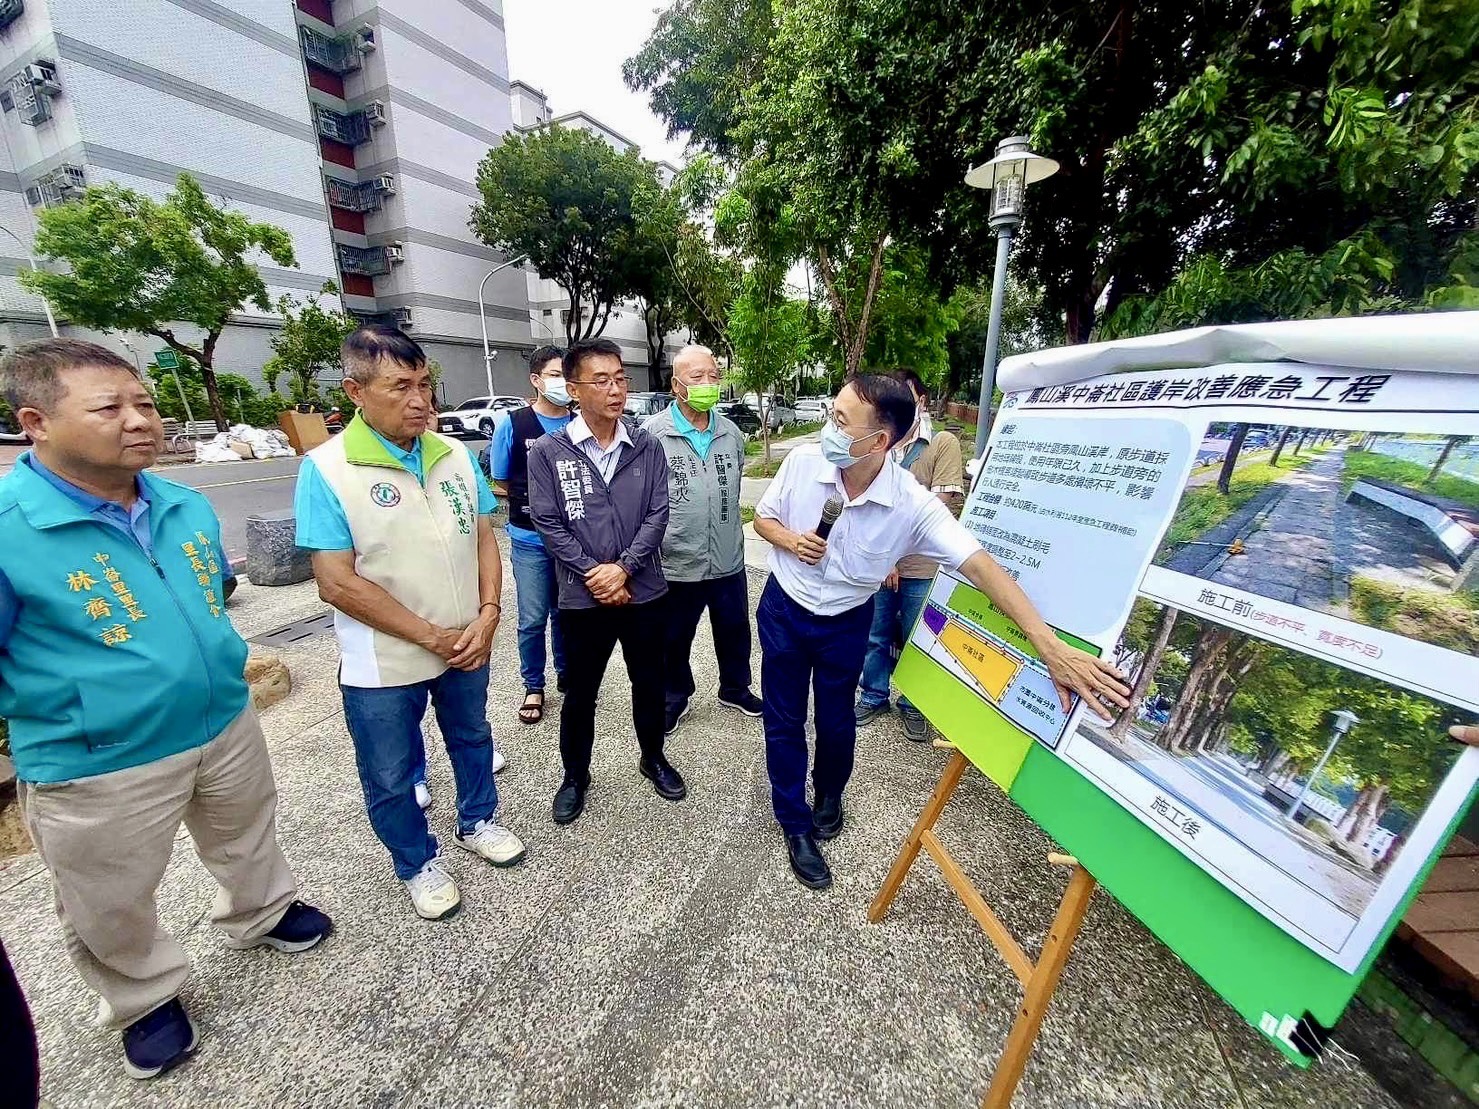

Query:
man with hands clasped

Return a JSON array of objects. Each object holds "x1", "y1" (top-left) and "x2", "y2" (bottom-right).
[
  {"x1": 754, "y1": 374, "x2": 1132, "y2": 890},
  {"x1": 296, "y1": 326, "x2": 524, "y2": 922}
]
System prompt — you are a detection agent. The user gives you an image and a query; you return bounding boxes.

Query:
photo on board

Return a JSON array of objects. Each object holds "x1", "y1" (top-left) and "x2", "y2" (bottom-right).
[
  {"x1": 1077, "y1": 600, "x2": 1474, "y2": 921},
  {"x1": 1150, "y1": 423, "x2": 1479, "y2": 660}
]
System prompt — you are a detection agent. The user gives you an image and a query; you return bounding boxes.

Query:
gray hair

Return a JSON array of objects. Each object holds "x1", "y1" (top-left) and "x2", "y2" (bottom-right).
[
  {"x1": 341, "y1": 324, "x2": 427, "y2": 385},
  {"x1": 0, "y1": 338, "x2": 139, "y2": 413},
  {"x1": 672, "y1": 344, "x2": 719, "y2": 380}
]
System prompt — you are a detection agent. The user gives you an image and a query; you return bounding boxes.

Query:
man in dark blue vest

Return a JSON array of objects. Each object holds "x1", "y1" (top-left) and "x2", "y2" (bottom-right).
[{"x1": 488, "y1": 345, "x2": 572, "y2": 725}]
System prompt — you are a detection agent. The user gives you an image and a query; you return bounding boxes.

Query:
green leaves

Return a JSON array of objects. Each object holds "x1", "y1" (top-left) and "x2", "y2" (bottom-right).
[{"x1": 265, "y1": 283, "x2": 356, "y2": 406}]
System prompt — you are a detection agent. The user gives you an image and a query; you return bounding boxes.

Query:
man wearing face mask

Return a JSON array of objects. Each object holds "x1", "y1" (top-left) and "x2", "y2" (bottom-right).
[
  {"x1": 643, "y1": 345, "x2": 763, "y2": 736},
  {"x1": 856, "y1": 369, "x2": 965, "y2": 742},
  {"x1": 488, "y1": 345, "x2": 573, "y2": 726},
  {"x1": 754, "y1": 374, "x2": 1131, "y2": 890}
]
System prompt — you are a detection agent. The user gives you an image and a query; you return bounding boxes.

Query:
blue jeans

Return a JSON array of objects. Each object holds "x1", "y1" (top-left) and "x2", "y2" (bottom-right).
[
  {"x1": 757, "y1": 577, "x2": 873, "y2": 835},
  {"x1": 341, "y1": 664, "x2": 500, "y2": 880},
  {"x1": 510, "y1": 539, "x2": 567, "y2": 693},
  {"x1": 858, "y1": 577, "x2": 931, "y2": 714}
]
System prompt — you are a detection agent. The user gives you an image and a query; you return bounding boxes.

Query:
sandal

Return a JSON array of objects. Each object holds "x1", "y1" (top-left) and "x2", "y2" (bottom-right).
[{"x1": 518, "y1": 690, "x2": 545, "y2": 725}]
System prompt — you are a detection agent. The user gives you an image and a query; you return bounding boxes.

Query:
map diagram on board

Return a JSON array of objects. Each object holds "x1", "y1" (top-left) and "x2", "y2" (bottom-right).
[{"x1": 909, "y1": 573, "x2": 1081, "y2": 750}]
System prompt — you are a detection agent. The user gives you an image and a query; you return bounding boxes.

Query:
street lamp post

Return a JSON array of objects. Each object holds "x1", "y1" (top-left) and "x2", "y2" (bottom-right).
[
  {"x1": 1287, "y1": 709, "x2": 1360, "y2": 822},
  {"x1": 478, "y1": 253, "x2": 528, "y2": 398},
  {"x1": 964, "y1": 136, "x2": 1059, "y2": 458},
  {"x1": 0, "y1": 224, "x2": 59, "y2": 338}
]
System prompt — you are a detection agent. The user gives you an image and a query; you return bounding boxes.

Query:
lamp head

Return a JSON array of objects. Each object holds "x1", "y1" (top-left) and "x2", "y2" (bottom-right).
[
  {"x1": 965, "y1": 135, "x2": 1060, "y2": 227},
  {"x1": 1331, "y1": 709, "x2": 1361, "y2": 736}
]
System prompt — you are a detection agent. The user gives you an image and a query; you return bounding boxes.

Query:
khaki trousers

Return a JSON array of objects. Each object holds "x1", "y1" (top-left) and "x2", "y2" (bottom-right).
[{"x1": 20, "y1": 706, "x2": 297, "y2": 1028}]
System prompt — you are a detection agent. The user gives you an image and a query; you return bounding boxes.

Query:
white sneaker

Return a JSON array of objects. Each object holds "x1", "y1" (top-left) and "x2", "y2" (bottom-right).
[
  {"x1": 404, "y1": 858, "x2": 460, "y2": 920},
  {"x1": 492, "y1": 748, "x2": 506, "y2": 774},
  {"x1": 414, "y1": 781, "x2": 431, "y2": 810},
  {"x1": 454, "y1": 819, "x2": 526, "y2": 867}
]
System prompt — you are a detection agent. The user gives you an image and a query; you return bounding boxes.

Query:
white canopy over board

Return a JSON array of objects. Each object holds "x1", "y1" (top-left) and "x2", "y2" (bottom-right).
[{"x1": 997, "y1": 311, "x2": 1479, "y2": 393}]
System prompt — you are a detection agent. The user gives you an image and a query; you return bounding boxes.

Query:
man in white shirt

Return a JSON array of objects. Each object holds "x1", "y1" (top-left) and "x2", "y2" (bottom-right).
[{"x1": 754, "y1": 374, "x2": 1130, "y2": 890}]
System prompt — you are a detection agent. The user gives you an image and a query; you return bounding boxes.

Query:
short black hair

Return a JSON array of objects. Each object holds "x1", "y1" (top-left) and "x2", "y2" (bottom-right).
[
  {"x1": 342, "y1": 325, "x2": 426, "y2": 384},
  {"x1": 529, "y1": 344, "x2": 564, "y2": 374},
  {"x1": 891, "y1": 367, "x2": 927, "y2": 401},
  {"x1": 0, "y1": 339, "x2": 139, "y2": 413},
  {"x1": 846, "y1": 373, "x2": 916, "y2": 447},
  {"x1": 563, "y1": 337, "x2": 623, "y2": 380}
]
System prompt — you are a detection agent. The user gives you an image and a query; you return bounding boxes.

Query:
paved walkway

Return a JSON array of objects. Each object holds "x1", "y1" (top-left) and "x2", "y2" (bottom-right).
[{"x1": 0, "y1": 566, "x2": 1400, "y2": 1108}]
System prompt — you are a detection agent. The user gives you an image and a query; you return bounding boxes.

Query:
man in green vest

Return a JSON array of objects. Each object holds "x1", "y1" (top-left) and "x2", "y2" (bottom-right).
[
  {"x1": 296, "y1": 326, "x2": 525, "y2": 922},
  {"x1": 0, "y1": 339, "x2": 331, "y2": 1080}
]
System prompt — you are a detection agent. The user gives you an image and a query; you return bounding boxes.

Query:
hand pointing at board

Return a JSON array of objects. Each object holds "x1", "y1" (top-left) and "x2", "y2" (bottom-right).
[{"x1": 1452, "y1": 725, "x2": 1479, "y2": 746}]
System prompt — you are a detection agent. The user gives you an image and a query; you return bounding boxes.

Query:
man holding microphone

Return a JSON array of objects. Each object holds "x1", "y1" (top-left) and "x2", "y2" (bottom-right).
[{"x1": 753, "y1": 374, "x2": 1131, "y2": 890}]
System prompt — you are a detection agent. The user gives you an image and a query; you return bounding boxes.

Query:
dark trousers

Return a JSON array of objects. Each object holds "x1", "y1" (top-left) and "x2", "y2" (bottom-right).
[
  {"x1": 663, "y1": 570, "x2": 754, "y2": 712},
  {"x1": 757, "y1": 576, "x2": 873, "y2": 835},
  {"x1": 1, "y1": 938, "x2": 39, "y2": 1107},
  {"x1": 559, "y1": 596, "x2": 668, "y2": 786}
]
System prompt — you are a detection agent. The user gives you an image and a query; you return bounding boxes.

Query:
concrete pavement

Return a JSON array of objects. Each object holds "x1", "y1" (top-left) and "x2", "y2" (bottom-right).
[{"x1": 0, "y1": 557, "x2": 1401, "y2": 1108}]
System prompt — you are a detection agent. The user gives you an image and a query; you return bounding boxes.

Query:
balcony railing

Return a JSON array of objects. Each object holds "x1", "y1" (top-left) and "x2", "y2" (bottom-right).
[
  {"x1": 314, "y1": 105, "x2": 370, "y2": 146},
  {"x1": 300, "y1": 26, "x2": 361, "y2": 74},
  {"x1": 337, "y1": 244, "x2": 391, "y2": 276},
  {"x1": 325, "y1": 177, "x2": 383, "y2": 212}
]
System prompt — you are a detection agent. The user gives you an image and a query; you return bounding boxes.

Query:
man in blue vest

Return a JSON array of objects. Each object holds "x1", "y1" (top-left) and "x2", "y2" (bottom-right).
[
  {"x1": 0, "y1": 339, "x2": 331, "y2": 1080},
  {"x1": 487, "y1": 345, "x2": 572, "y2": 726}
]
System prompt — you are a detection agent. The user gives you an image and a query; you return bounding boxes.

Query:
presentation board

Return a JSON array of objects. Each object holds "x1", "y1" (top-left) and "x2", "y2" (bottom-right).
[{"x1": 896, "y1": 326, "x2": 1479, "y2": 1064}]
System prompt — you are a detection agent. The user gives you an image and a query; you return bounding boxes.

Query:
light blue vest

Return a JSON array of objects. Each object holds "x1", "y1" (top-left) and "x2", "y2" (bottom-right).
[{"x1": 0, "y1": 461, "x2": 249, "y2": 782}]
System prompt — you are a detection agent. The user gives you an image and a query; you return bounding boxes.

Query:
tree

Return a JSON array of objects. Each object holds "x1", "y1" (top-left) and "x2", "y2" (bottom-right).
[
  {"x1": 471, "y1": 126, "x2": 661, "y2": 344},
  {"x1": 1110, "y1": 604, "x2": 1180, "y2": 743},
  {"x1": 1426, "y1": 436, "x2": 1471, "y2": 485},
  {"x1": 20, "y1": 174, "x2": 299, "y2": 430},
  {"x1": 1215, "y1": 423, "x2": 1251, "y2": 495},
  {"x1": 729, "y1": 272, "x2": 810, "y2": 461},
  {"x1": 850, "y1": 247, "x2": 958, "y2": 391},
  {"x1": 264, "y1": 283, "x2": 356, "y2": 407}
]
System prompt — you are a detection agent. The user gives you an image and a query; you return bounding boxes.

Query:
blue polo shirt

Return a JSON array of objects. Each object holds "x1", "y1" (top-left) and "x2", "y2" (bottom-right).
[
  {"x1": 669, "y1": 402, "x2": 715, "y2": 461},
  {"x1": 295, "y1": 425, "x2": 497, "y2": 551},
  {"x1": 0, "y1": 453, "x2": 154, "y2": 647},
  {"x1": 488, "y1": 408, "x2": 573, "y2": 547}
]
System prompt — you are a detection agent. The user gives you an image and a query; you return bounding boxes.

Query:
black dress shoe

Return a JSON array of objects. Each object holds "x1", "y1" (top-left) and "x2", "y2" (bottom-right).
[
  {"x1": 639, "y1": 756, "x2": 688, "y2": 800},
  {"x1": 552, "y1": 780, "x2": 587, "y2": 824},
  {"x1": 785, "y1": 832, "x2": 832, "y2": 890},
  {"x1": 812, "y1": 793, "x2": 844, "y2": 840}
]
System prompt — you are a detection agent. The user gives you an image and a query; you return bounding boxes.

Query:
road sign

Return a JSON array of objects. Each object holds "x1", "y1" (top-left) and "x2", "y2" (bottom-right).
[{"x1": 155, "y1": 349, "x2": 179, "y2": 370}]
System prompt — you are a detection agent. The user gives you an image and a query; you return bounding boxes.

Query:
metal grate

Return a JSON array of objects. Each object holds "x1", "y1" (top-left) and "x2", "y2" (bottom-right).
[{"x1": 249, "y1": 610, "x2": 335, "y2": 648}]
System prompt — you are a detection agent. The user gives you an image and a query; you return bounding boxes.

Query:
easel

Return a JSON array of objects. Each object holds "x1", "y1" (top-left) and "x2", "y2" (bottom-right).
[{"x1": 869, "y1": 744, "x2": 1098, "y2": 1108}]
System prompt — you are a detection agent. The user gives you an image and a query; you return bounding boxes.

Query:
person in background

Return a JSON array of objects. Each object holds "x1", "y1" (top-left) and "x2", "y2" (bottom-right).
[
  {"x1": 296, "y1": 326, "x2": 524, "y2": 922},
  {"x1": 487, "y1": 345, "x2": 572, "y2": 726},
  {"x1": 0, "y1": 339, "x2": 331, "y2": 1080},
  {"x1": 527, "y1": 338, "x2": 687, "y2": 824},
  {"x1": 855, "y1": 369, "x2": 965, "y2": 742},
  {"x1": 643, "y1": 345, "x2": 763, "y2": 735},
  {"x1": 753, "y1": 374, "x2": 1130, "y2": 890}
]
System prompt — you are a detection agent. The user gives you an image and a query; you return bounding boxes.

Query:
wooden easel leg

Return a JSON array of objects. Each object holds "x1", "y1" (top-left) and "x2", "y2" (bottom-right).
[
  {"x1": 982, "y1": 866, "x2": 1098, "y2": 1109},
  {"x1": 868, "y1": 748, "x2": 970, "y2": 923}
]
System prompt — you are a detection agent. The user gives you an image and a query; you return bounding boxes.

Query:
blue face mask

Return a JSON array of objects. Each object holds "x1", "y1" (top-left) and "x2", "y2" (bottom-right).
[
  {"x1": 537, "y1": 375, "x2": 571, "y2": 407},
  {"x1": 820, "y1": 420, "x2": 879, "y2": 469}
]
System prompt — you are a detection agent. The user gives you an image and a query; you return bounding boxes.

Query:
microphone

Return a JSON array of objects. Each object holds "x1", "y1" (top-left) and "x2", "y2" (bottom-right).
[{"x1": 815, "y1": 495, "x2": 844, "y2": 540}]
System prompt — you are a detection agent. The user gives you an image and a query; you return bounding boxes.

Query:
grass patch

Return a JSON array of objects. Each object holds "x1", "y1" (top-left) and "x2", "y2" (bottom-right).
[
  {"x1": 746, "y1": 458, "x2": 785, "y2": 479},
  {"x1": 1349, "y1": 576, "x2": 1479, "y2": 654},
  {"x1": 1159, "y1": 450, "x2": 1328, "y2": 557},
  {"x1": 744, "y1": 438, "x2": 761, "y2": 456},
  {"x1": 741, "y1": 505, "x2": 755, "y2": 527},
  {"x1": 777, "y1": 419, "x2": 822, "y2": 440},
  {"x1": 1341, "y1": 449, "x2": 1479, "y2": 510}
]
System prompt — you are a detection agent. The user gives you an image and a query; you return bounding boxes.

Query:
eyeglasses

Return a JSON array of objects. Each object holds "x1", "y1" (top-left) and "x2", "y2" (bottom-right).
[{"x1": 572, "y1": 374, "x2": 628, "y2": 391}]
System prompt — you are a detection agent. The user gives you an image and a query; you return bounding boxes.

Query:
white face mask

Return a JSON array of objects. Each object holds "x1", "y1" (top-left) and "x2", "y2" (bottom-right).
[{"x1": 537, "y1": 375, "x2": 571, "y2": 407}]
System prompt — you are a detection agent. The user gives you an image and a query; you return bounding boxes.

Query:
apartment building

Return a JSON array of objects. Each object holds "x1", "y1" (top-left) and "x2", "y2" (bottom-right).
[
  {"x1": 0, "y1": 1, "x2": 683, "y2": 404},
  {"x1": 0, "y1": 0, "x2": 339, "y2": 374}
]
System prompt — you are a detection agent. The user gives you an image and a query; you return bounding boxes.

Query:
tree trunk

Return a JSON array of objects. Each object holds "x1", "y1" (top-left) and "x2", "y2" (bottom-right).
[
  {"x1": 1293, "y1": 430, "x2": 1310, "y2": 456},
  {"x1": 1216, "y1": 423, "x2": 1250, "y2": 495},
  {"x1": 1347, "y1": 782, "x2": 1389, "y2": 847},
  {"x1": 1160, "y1": 624, "x2": 1233, "y2": 750},
  {"x1": 1109, "y1": 605, "x2": 1179, "y2": 740},
  {"x1": 1426, "y1": 435, "x2": 1467, "y2": 485},
  {"x1": 1269, "y1": 426, "x2": 1294, "y2": 467}
]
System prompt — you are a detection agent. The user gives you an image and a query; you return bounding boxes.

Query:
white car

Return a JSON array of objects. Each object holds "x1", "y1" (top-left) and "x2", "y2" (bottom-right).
[
  {"x1": 794, "y1": 397, "x2": 830, "y2": 423},
  {"x1": 437, "y1": 395, "x2": 525, "y2": 438}
]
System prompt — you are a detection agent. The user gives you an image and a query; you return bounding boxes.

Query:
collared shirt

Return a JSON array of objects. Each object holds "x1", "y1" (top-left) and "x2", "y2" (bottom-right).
[
  {"x1": 668, "y1": 401, "x2": 715, "y2": 461},
  {"x1": 295, "y1": 424, "x2": 496, "y2": 551},
  {"x1": 0, "y1": 452, "x2": 154, "y2": 647},
  {"x1": 567, "y1": 413, "x2": 631, "y2": 484},
  {"x1": 755, "y1": 443, "x2": 981, "y2": 616}
]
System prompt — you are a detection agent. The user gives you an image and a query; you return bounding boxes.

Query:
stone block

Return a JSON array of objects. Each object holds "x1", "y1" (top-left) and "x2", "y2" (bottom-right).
[
  {"x1": 246, "y1": 509, "x2": 313, "y2": 587},
  {"x1": 245, "y1": 653, "x2": 292, "y2": 712}
]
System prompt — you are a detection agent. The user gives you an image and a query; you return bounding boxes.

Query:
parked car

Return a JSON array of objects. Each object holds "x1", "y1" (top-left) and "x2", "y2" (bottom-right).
[
  {"x1": 794, "y1": 397, "x2": 830, "y2": 423},
  {"x1": 623, "y1": 391, "x2": 672, "y2": 419},
  {"x1": 438, "y1": 395, "x2": 525, "y2": 438},
  {"x1": 741, "y1": 393, "x2": 793, "y2": 431},
  {"x1": 715, "y1": 400, "x2": 762, "y2": 435}
]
